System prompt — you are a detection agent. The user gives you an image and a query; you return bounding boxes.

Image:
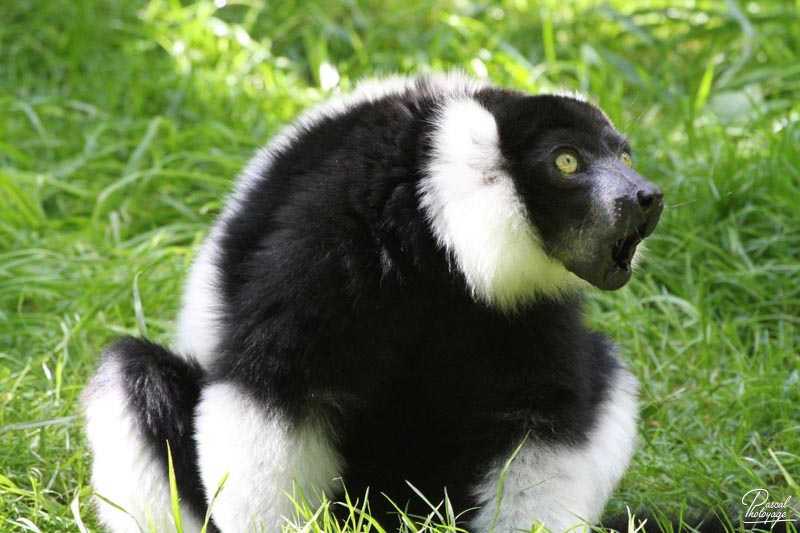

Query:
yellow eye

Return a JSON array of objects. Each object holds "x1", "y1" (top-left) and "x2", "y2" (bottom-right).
[
  {"x1": 621, "y1": 152, "x2": 633, "y2": 168},
  {"x1": 555, "y1": 152, "x2": 579, "y2": 175}
]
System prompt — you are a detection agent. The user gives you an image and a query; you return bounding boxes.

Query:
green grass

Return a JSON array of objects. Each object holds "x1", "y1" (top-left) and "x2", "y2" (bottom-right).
[{"x1": 1, "y1": 0, "x2": 799, "y2": 530}]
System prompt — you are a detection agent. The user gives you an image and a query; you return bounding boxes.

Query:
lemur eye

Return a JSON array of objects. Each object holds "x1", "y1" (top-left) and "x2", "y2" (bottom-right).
[
  {"x1": 620, "y1": 152, "x2": 633, "y2": 168},
  {"x1": 555, "y1": 152, "x2": 579, "y2": 175}
]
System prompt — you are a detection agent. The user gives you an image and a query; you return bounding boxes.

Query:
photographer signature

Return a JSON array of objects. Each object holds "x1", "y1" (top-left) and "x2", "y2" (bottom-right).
[{"x1": 742, "y1": 488, "x2": 795, "y2": 525}]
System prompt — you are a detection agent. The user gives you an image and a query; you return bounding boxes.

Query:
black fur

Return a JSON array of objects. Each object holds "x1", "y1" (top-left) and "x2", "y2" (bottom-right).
[{"x1": 335, "y1": 304, "x2": 624, "y2": 520}]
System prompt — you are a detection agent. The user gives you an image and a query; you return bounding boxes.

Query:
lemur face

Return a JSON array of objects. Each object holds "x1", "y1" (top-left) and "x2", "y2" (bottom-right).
[{"x1": 496, "y1": 95, "x2": 663, "y2": 291}]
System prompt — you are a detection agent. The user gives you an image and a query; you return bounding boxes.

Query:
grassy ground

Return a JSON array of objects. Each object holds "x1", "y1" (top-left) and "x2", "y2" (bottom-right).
[{"x1": 1, "y1": 0, "x2": 799, "y2": 531}]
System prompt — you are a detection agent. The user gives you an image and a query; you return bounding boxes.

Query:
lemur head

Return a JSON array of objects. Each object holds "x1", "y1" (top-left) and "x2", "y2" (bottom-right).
[
  {"x1": 420, "y1": 88, "x2": 663, "y2": 310},
  {"x1": 493, "y1": 93, "x2": 664, "y2": 291}
]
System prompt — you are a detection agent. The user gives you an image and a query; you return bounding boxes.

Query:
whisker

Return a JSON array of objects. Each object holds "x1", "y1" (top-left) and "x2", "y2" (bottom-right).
[{"x1": 667, "y1": 200, "x2": 697, "y2": 209}]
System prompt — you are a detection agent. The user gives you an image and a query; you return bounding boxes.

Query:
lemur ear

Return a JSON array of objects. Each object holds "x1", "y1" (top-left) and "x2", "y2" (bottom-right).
[{"x1": 473, "y1": 94, "x2": 555, "y2": 161}]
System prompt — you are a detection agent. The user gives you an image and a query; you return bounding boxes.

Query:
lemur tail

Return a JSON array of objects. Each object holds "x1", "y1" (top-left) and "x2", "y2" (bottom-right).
[
  {"x1": 601, "y1": 510, "x2": 799, "y2": 533},
  {"x1": 83, "y1": 337, "x2": 216, "y2": 532}
]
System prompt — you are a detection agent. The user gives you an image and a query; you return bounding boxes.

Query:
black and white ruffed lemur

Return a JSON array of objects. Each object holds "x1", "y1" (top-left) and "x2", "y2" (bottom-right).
[{"x1": 83, "y1": 73, "x2": 669, "y2": 532}]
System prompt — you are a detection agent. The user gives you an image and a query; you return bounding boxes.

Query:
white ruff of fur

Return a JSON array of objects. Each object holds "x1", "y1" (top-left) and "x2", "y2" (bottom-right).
[
  {"x1": 469, "y1": 367, "x2": 639, "y2": 532},
  {"x1": 174, "y1": 225, "x2": 224, "y2": 369},
  {"x1": 174, "y1": 72, "x2": 490, "y2": 367},
  {"x1": 194, "y1": 382, "x2": 343, "y2": 532},
  {"x1": 82, "y1": 357, "x2": 204, "y2": 533},
  {"x1": 419, "y1": 98, "x2": 582, "y2": 310}
]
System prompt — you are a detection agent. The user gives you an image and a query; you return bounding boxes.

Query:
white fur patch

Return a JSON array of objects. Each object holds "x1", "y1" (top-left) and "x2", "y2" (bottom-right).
[
  {"x1": 194, "y1": 382, "x2": 343, "y2": 531},
  {"x1": 469, "y1": 366, "x2": 639, "y2": 532},
  {"x1": 419, "y1": 98, "x2": 582, "y2": 310},
  {"x1": 82, "y1": 357, "x2": 204, "y2": 532},
  {"x1": 174, "y1": 226, "x2": 224, "y2": 369},
  {"x1": 550, "y1": 88, "x2": 589, "y2": 103}
]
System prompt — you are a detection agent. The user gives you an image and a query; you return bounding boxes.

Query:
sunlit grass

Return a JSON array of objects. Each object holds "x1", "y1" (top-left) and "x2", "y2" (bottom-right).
[{"x1": 1, "y1": 0, "x2": 798, "y2": 530}]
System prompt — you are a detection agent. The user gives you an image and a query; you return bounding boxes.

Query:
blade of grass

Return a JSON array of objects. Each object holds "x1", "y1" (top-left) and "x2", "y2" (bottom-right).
[
  {"x1": 200, "y1": 472, "x2": 229, "y2": 533},
  {"x1": 490, "y1": 431, "x2": 529, "y2": 533},
  {"x1": 167, "y1": 441, "x2": 184, "y2": 533}
]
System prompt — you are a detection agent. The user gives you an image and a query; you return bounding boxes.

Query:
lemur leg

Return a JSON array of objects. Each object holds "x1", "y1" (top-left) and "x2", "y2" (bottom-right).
[
  {"x1": 194, "y1": 382, "x2": 343, "y2": 532},
  {"x1": 469, "y1": 367, "x2": 639, "y2": 533}
]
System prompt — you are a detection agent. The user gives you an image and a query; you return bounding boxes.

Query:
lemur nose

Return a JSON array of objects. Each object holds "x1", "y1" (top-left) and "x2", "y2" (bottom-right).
[{"x1": 637, "y1": 187, "x2": 663, "y2": 213}]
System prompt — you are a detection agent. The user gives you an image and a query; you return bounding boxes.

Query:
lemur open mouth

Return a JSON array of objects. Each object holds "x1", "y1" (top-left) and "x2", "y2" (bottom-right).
[{"x1": 611, "y1": 224, "x2": 647, "y2": 272}]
